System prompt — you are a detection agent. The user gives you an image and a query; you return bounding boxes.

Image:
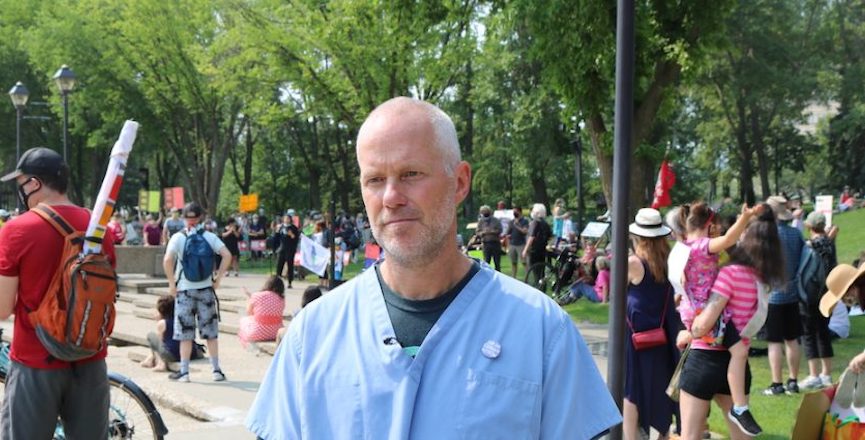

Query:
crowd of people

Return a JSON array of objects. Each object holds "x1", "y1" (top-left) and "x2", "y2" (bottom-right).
[{"x1": 468, "y1": 188, "x2": 865, "y2": 438}]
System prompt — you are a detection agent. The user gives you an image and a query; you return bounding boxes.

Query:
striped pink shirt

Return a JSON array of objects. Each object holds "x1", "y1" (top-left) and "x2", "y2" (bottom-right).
[
  {"x1": 687, "y1": 264, "x2": 758, "y2": 350},
  {"x1": 712, "y1": 264, "x2": 759, "y2": 346}
]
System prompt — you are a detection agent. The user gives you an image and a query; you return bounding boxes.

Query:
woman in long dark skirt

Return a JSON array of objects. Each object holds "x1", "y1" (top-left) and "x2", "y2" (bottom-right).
[{"x1": 623, "y1": 208, "x2": 681, "y2": 439}]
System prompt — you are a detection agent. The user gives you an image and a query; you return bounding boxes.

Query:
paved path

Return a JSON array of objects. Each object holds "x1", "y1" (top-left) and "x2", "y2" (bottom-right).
[{"x1": 0, "y1": 272, "x2": 614, "y2": 439}]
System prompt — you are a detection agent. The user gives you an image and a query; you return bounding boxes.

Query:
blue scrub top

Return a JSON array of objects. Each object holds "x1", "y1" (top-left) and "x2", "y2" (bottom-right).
[{"x1": 246, "y1": 263, "x2": 621, "y2": 439}]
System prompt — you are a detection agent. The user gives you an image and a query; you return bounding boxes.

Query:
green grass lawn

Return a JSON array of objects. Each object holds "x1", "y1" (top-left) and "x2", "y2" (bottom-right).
[
  {"x1": 832, "y1": 208, "x2": 865, "y2": 265},
  {"x1": 703, "y1": 320, "x2": 865, "y2": 439}
]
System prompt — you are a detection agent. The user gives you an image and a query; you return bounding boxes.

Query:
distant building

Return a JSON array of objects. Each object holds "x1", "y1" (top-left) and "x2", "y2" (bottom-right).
[{"x1": 796, "y1": 101, "x2": 840, "y2": 135}]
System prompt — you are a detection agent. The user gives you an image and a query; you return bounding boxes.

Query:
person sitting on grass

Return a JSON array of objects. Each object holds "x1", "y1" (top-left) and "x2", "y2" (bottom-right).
[
  {"x1": 559, "y1": 256, "x2": 609, "y2": 305},
  {"x1": 239, "y1": 276, "x2": 287, "y2": 349},
  {"x1": 141, "y1": 295, "x2": 203, "y2": 372}
]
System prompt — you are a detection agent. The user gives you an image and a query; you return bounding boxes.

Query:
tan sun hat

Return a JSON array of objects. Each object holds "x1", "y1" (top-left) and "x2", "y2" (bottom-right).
[{"x1": 820, "y1": 264, "x2": 865, "y2": 317}]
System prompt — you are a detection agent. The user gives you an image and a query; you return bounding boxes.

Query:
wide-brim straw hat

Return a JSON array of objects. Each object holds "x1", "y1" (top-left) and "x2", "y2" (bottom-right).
[
  {"x1": 766, "y1": 195, "x2": 793, "y2": 221},
  {"x1": 820, "y1": 264, "x2": 865, "y2": 317},
  {"x1": 629, "y1": 208, "x2": 671, "y2": 238}
]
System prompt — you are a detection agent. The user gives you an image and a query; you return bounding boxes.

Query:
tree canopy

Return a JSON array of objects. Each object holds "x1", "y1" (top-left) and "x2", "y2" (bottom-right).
[{"x1": 0, "y1": 0, "x2": 859, "y2": 223}]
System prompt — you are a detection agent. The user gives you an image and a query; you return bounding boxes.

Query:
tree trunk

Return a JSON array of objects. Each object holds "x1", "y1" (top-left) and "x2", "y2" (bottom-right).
[
  {"x1": 750, "y1": 110, "x2": 771, "y2": 199},
  {"x1": 460, "y1": 61, "x2": 475, "y2": 220},
  {"x1": 242, "y1": 122, "x2": 255, "y2": 194},
  {"x1": 735, "y1": 134, "x2": 756, "y2": 206},
  {"x1": 587, "y1": 113, "x2": 612, "y2": 210},
  {"x1": 529, "y1": 166, "x2": 549, "y2": 209}
]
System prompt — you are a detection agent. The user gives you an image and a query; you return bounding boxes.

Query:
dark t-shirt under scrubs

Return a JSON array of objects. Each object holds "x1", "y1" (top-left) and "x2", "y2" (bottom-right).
[
  {"x1": 376, "y1": 260, "x2": 480, "y2": 358},
  {"x1": 0, "y1": 205, "x2": 116, "y2": 369}
]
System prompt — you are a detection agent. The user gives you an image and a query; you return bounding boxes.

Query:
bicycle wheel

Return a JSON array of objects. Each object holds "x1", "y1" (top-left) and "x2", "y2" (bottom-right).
[
  {"x1": 524, "y1": 263, "x2": 557, "y2": 294},
  {"x1": 108, "y1": 372, "x2": 168, "y2": 440}
]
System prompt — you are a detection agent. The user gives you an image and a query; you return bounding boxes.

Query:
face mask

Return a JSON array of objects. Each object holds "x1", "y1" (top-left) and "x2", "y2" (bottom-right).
[{"x1": 17, "y1": 177, "x2": 41, "y2": 211}]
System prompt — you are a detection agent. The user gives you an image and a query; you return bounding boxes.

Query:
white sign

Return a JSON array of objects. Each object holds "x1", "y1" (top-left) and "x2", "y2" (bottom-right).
[
  {"x1": 299, "y1": 234, "x2": 331, "y2": 277},
  {"x1": 815, "y1": 195, "x2": 834, "y2": 228},
  {"x1": 581, "y1": 222, "x2": 610, "y2": 239}
]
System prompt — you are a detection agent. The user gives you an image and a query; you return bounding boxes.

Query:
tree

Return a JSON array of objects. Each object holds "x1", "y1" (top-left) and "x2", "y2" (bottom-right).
[
  {"x1": 690, "y1": 0, "x2": 825, "y2": 203},
  {"x1": 514, "y1": 0, "x2": 733, "y2": 213},
  {"x1": 230, "y1": 0, "x2": 478, "y2": 213},
  {"x1": 824, "y1": 0, "x2": 865, "y2": 192}
]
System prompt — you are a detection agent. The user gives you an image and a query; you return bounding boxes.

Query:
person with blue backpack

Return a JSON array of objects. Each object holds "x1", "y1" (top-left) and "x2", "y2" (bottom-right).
[
  {"x1": 798, "y1": 211, "x2": 838, "y2": 390},
  {"x1": 163, "y1": 202, "x2": 232, "y2": 383}
]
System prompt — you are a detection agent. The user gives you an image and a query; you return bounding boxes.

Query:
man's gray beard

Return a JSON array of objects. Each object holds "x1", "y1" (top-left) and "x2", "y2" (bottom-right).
[
  {"x1": 378, "y1": 231, "x2": 451, "y2": 269},
  {"x1": 372, "y1": 211, "x2": 456, "y2": 269}
]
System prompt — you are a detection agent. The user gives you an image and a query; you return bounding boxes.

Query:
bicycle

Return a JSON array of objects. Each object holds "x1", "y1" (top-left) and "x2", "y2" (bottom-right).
[
  {"x1": 0, "y1": 336, "x2": 168, "y2": 439},
  {"x1": 524, "y1": 243, "x2": 581, "y2": 301}
]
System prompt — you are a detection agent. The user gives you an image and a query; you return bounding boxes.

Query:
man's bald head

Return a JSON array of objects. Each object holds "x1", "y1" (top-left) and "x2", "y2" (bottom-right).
[{"x1": 356, "y1": 97, "x2": 461, "y2": 175}]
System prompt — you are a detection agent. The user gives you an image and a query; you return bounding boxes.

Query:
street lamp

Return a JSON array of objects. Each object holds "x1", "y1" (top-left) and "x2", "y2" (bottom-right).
[
  {"x1": 8, "y1": 82, "x2": 29, "y2": 165},
  {"x1": 8, "y1": 82, "x2": 29, "y2": 211},
  {"x1": 52, "y1": 65, "x2": 77, "y2": 161}
]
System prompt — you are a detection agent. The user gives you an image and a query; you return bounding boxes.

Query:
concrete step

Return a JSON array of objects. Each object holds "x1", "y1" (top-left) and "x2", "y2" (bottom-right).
[{"x1": 117, "y1": 274, "x2": 169, "y2": 294}]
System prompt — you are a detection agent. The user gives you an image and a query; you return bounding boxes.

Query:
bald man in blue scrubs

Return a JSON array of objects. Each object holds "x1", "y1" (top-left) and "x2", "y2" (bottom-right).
[{"x1": 246, "y1": 97, "x2": 621, "y2": 439}]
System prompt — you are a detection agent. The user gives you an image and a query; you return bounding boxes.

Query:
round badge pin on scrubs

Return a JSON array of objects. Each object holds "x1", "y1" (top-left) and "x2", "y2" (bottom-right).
[{"x1": 481, "y1": 340, "x2": 501, "y2": 359}]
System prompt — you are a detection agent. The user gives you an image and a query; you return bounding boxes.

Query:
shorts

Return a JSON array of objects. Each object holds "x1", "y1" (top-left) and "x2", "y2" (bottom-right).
[
  {"x1": 508, "y1": 244, "x2": 525, "y2": 265},
  {"x1": 800, "y1": 304, "x2": 834, "y2": 359},
  {"x1": 765, "y1": 302, "x2": 803, "y2": 342},
  {"x1": 174, "y1": 287, "x2": 220, "y2": 340},
  {"x1": 721, "y1": 319, "x2": 742, "y2": 348},
  {"x1": 1, "y1": 359, "x2": 109, "y2": 439},
  {"x1": 679, "y1": 349, "x2": 752, "y2": 401},
  {"x1": 146, "y1": 332, "x2": 204, "y2": 364}
]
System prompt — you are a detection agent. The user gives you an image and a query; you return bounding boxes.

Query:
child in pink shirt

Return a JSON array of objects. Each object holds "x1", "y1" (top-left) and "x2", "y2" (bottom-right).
[
  {"x1": 593, "y1": 257, "x2": 610, "y2": 303},
  {"x1": 687, "y1": 204, "x2": 776, "y2": 436}
]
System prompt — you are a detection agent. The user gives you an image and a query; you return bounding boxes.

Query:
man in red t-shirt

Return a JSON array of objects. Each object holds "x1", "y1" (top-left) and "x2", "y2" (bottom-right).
[{"x1": 0, "y1": 147, "x2": 116, "y2": 439}]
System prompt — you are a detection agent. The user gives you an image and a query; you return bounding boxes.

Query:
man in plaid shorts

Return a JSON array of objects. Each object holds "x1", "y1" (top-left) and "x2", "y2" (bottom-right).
[{"x1": 163, "y1": 202, "x2": 232, "y2": 382}]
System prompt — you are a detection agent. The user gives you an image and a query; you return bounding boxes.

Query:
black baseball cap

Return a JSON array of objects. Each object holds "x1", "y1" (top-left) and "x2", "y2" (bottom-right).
[
  {"x1": 182, "y1": 202, "x2": 204, "y2": 218},
  {"x1": 1, "y1": 147, "x2": 66, "y2": 182}
]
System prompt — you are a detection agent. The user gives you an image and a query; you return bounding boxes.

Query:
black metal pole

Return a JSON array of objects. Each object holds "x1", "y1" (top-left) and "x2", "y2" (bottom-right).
[
  {"x1": 61, "y1": 92, "x2": 69, "y2": 161},
  {"x1": 15, "y1": 107, "x2": 22, "y2": 164},
  {"x1": 329, "y1": 199, "x2": 336, "y2": 289},
  {"x1": 607, "y1": 0, "x2": 635, "y2": 438},
  {"x1": 15, "y1": 107, "x2": 22, "y2": 212},
  {"x1": 573, "y1": 133, "x2": 584, "y2": 234}
]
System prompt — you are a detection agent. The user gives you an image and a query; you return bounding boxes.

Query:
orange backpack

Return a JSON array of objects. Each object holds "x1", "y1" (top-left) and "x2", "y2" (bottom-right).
[{"x1": 29, "y1": 204, "x2": 117, "y2": 362}]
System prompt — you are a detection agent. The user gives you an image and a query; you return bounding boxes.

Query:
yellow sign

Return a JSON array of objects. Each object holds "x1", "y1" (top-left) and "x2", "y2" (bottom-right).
[
  {"x1": 138, "y1": 190, "x2": 162, "y2": 213},
  {"x1": 138, "y1": 190, "x2": 148, "y2": 212},
  {"x1": 239, "y1": 194, "x2": 259, "y2": 212},
  {"x1": 147, "y1": 191, "x2": 161, "y2": 212}
]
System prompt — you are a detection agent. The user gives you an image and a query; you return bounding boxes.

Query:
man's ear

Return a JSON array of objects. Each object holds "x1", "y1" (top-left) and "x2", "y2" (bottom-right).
[{"x1": 454, "y1": 161, "x2": 471, "y2": 205}]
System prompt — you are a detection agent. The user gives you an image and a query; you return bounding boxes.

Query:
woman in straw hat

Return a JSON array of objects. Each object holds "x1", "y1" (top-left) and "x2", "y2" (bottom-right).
[
  {"x1": 622, "y1": 208, "x2": 681, "y2": 440},
  {"x1": 820, "y1": 264, "x2": 865, "y2": 373}
]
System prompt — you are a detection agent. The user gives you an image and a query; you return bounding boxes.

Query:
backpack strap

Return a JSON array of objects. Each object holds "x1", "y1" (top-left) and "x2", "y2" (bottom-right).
[
  {"x1": 175, "y1": 229, "x2": 189, "y2": 284},
  {"x1": 32, "y1": 204, "x2": 83, "y2": 244}
]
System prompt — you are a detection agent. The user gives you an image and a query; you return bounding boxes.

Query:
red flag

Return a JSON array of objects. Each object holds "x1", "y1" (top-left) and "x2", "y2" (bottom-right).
[{"x1": 651, "y1": 160, "x2": 676, "y2": 209}]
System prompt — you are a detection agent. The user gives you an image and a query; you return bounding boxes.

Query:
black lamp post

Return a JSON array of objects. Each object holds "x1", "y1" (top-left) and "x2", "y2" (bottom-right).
[
  {"x1": 8, "y1": 82, "x2": 29, "y2": 165},
  {"x1": 52, "y1": 65, "x2": 77, "y2": 162},
  {"x1": 8, "y1": 82, "x2": 29, "y2": 211}
]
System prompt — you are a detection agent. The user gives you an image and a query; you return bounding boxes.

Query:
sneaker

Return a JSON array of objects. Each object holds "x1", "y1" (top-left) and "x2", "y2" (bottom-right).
[
  {"x1": 820, "y1": 374, "x2": 833, "y2": 387},
  {"x1": 169, "y1": 371, "x2": 190, "y2": 383},
  {"x1": 800, "y1": 375, "x2": 825, "y2": 390},
  {"x1": 728, "y1": 409, "x2": 763, "y2": 436},
  {"x1": 786, "y1": 378, "x2": 799, "y2": 394},
  {"x1": 213, "y1": 369, "x2": 226, "y2": 382},
  {"x1": 762, "y1": 383, "x2": 785, "y2": 396}
]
